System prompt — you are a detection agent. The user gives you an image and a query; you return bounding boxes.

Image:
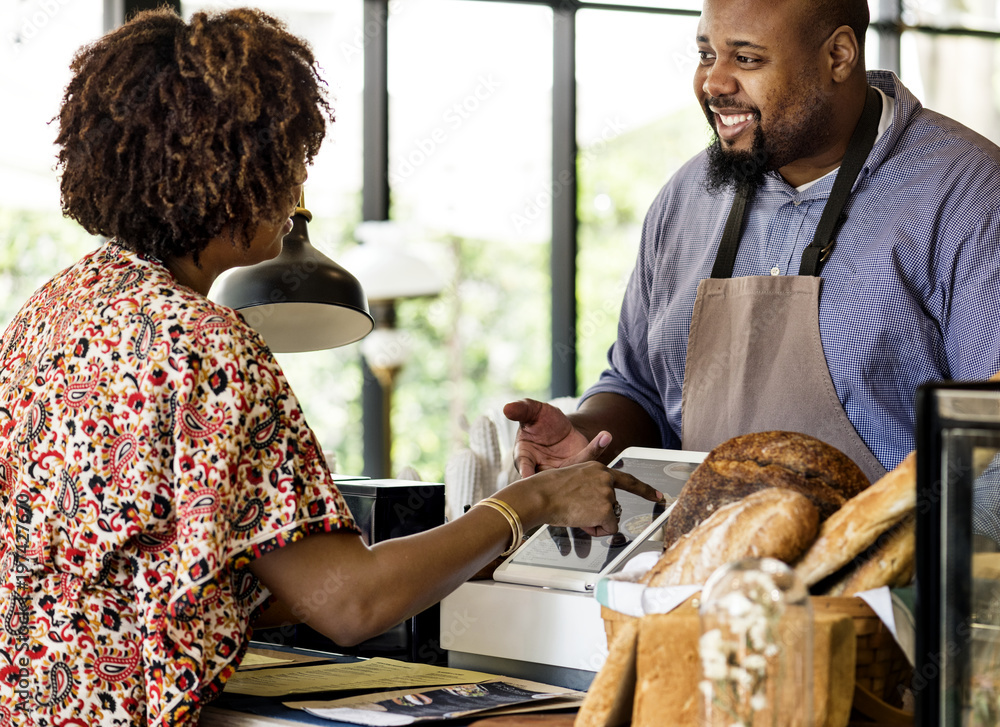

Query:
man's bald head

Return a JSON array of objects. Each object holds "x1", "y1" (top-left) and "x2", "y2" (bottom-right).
[{"x1": 798, "y1": 0, "x2": 870, "y2": 54}]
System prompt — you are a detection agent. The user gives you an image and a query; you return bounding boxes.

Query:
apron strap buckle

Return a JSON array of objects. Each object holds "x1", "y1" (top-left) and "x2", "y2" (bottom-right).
[
  {"x1": 819, "y1": 238, "x2": 836, "y2": 263},
  {"x1": 801, "y1": 212, "x2": 848, "y2": 275},
  {"x1": 819, "y1": 211, "x2": 849, "y2": 263}
]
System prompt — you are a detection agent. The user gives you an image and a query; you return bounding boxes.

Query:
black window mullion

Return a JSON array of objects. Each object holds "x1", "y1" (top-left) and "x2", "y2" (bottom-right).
[
  {"x1": 361, "y1": 0, "x2": 392, "y2": 478},
  {"x1": 106, "y1": 0, "x2": 180, "y2": 30},
  {"x1": 552, "y1": 2, "x2": 578, "y2": 398}
]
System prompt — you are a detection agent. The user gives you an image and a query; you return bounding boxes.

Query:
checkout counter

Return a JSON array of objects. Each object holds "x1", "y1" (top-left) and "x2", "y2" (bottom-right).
[
  {"x1": 439, "y1": 579, "x2": 606, "y2": 691},
  {"x1": 205, "y1": 385, "x2": 1000, "y2": 726}
]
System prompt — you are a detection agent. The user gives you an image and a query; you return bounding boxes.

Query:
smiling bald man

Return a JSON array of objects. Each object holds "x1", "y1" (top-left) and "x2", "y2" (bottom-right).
[{"x1": 505, "y1": 0, "x2": 1000, "y2": 544}]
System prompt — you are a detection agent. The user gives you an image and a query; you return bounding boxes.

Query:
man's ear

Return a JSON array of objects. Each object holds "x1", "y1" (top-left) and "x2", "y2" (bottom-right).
[{"x1": 826, "y1": 25, "x2": 860, "y2": 83}]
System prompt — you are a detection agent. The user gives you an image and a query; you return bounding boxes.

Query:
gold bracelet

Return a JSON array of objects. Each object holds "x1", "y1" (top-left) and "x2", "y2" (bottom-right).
[
  {"x1": 475, "y1": 501, "x2": 518, "y2": 556},
  {"x1": 481, "y1": 497, "x2": 523, "y2": 546},
  {"x1": 474, "y1": 498, "x2": 523, "y2": 557}
]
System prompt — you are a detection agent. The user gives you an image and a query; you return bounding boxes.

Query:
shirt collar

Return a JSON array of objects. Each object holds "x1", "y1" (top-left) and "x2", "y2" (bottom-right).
[{"x1": 794, "y1": 84, "x2": 897, "y2": 194}]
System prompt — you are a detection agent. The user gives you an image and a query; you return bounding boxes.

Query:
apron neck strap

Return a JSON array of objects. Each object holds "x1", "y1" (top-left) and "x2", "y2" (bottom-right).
[
  {"x1": 710, "y1": 181, "x2": 751, "y2": 279},
  {"x1": 711, "y1": 86, "x2": 884, "y2": 280}
]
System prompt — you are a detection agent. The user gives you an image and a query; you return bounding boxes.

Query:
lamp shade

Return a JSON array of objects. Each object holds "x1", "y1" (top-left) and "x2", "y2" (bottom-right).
[
  {"x1": 343, "y1": 220, "x2": 445, "y2": 302},
  {"x1": 211, "y1": 204, "x2": 374, "y2": 353}
]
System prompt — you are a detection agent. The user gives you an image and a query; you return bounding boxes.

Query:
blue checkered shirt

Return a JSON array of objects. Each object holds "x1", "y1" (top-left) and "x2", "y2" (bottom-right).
[{"x1": 584, "y1": 71, "x2": 1000, "y2": 538}]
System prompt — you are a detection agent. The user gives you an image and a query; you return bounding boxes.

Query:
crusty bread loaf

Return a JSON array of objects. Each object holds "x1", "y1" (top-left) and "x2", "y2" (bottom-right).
[
  {"x1": 710, "y1": 431, "x2": 872, "y2": 498},
  {"x1": 823, "y1": 514, "x2": 916, "y2": 597},
  {"x1": 643, "y1": 487, "x2": 820, "y2": 587},
  {"x1": 795, "y1": 451, "x2": 916, "y2": 587},
  {"x1": 662, "y1": 431, "x2": 869, "y2": 548}
]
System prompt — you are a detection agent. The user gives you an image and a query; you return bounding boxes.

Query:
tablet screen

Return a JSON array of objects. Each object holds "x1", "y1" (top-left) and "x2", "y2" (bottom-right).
[{"x1": 497, "y1": 449, "x2": 702, "y2": 577}]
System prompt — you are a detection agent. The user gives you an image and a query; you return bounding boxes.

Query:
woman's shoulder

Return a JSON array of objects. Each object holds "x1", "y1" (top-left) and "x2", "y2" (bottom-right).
[
  {"x1": 100, "y1": 242, "x2": 266, "y2": 347},
  {"x1": 45, "y1": 242, "x2": 277, "y2": 379}
]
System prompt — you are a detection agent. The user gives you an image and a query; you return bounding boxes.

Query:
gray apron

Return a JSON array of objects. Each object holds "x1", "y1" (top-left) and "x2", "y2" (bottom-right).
[{"x1": 681, "y1": 88, "x2": 888, "y2": 484}]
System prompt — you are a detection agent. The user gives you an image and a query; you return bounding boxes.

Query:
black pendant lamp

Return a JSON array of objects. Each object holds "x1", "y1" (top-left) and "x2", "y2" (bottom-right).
[{"x1": 211, "y1": 194, "x2": 374, "y2": 353}]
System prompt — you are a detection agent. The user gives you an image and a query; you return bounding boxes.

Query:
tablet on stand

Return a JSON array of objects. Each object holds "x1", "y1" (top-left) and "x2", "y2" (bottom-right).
[{"x1": 492, "y1": 447, "x2": 706, "y2": 592}]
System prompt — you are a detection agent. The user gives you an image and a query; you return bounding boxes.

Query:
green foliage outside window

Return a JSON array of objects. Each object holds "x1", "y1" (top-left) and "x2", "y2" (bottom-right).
[
  {"x1": 0, "y1": 209, "x2": 97, "y2": 326},
  {"x1": 577, "y1": 107, "x2": 710, "y2": 388},
  {"x1": 389, "y1": 234, "x2": 551, "y2": 481}
]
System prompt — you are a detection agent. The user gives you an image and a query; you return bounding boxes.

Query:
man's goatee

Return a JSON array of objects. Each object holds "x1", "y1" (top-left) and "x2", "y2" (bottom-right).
[{"x1": 704, "y1": 125, "x2": 770, "y2": 196}]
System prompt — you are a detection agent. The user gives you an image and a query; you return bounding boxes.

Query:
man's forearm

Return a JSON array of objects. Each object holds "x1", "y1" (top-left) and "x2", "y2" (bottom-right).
[{"x1": 568, "y1": 392, "x2": 661, "y2": 463}]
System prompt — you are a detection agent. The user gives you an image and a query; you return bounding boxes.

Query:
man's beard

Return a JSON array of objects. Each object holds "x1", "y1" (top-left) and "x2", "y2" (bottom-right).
[
  {"x1": 702, "y1": 83, "x2": 834, "y2": 196},
  {"x1": 705, "y1": 123, "x2": 770, "y2": 196}
]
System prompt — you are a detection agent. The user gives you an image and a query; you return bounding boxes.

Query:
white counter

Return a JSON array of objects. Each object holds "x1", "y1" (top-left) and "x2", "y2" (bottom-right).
[{"x1": 439, "y1": 579, "x2": 609, "y2": 690}]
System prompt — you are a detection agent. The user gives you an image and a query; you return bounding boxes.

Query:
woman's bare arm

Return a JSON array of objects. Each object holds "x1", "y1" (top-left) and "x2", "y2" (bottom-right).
[{"x1": 249, "y1": 461, "x2": 662, "y2": 646}]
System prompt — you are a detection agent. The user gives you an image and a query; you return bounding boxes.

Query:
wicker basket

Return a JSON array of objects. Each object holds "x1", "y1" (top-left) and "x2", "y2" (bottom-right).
[
  {"x1": 811, "y1": 596, "x2": 913, "y2": 709},
  {"x1": 601, "y1": 595, "x2": 913, "y2": 720}
]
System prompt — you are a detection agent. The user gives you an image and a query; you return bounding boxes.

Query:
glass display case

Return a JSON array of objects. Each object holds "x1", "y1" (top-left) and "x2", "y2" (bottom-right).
[{"x1": 916, "y1": 381, "x2": 1000, "y2": 726}]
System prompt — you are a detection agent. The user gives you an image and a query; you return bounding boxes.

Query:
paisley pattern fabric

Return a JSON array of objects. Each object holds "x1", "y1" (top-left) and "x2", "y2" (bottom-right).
[{"x1": 0, "y1": 242, "x2": 358, "y2": 726}]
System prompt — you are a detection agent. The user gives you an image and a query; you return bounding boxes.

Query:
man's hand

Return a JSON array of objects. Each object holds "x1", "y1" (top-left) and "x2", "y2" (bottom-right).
[{"x1": 503, "y1": 398, "x2": 613, "y2": 478}]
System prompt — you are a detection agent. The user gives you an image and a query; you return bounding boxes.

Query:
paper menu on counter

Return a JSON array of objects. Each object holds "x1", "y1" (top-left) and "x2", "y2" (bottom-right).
[
  {"x1": 286, "y1": 678, "x2": 585, "y2": 725},
  {"x1": 236, "y1": 646, "x2": 337, "y2": 671},
  {"x1": 223, "y1": 657, "x2": 498, "y2": 697},
  {"x1": 237, "y1": 652, "x2": 295, "y2": 669}
]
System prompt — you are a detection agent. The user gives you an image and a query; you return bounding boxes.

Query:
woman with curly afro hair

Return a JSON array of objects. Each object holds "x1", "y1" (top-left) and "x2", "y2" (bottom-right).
[{"x1": 0, "y1": 6, "x2": 661, "y2": 726}]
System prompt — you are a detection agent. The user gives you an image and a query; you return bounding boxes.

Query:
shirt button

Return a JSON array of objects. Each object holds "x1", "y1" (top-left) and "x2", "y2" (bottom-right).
[
  {"x1": 770, "y1": 267, "x2": 781, "y2": 276},
  {"x1": 793, "y1": 199, "x2": 802, "y2": 206}
]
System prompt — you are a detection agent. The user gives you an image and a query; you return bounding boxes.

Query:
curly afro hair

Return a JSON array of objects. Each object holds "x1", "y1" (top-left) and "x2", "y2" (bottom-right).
[{"x1": 55, "y1": 6, "x2": 333, "y2": 261}]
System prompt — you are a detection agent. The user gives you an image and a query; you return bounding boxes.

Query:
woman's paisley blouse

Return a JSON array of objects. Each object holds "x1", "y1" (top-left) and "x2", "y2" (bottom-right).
[{"x1": 0, "y1": 243, "x2": 358, "y2": 726}]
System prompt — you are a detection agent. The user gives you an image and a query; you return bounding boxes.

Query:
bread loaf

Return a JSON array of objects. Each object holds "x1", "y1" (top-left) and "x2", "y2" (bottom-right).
[
  {"x1": 823, "y1": 514, "x2": 916, "y2": 597},
  {"x1": 662, "y1": 431, "x2": 869, "y2": 549},
  {"x1": 794, "y1": 451, "x2": 916, "y2": 587},
  {"x1": 643, "y1": 487, "x2": 820, "y2": 587}
]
